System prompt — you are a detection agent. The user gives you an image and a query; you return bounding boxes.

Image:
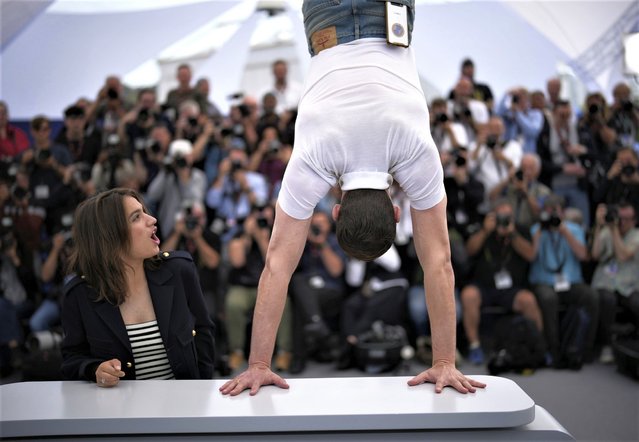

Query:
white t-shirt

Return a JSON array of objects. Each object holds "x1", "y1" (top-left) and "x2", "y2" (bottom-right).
[{"x1": 278, "y1": 39, "x2": 445, "y2": 220}]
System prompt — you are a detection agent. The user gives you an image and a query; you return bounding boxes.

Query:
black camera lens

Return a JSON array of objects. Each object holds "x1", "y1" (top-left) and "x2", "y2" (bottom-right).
[
  {"x1": 310, "y1": 224, "x2": 321, "y2": 236},
  {"x1": 238, "y1": 104, "x2": 251, "y2": 118},
  {"x1": 107, "y1": 88, "x2": 119, "y2": 100},
  {"x1": 12, "y1": 186, "x2": 28, "y2": 200},
  {"x1": 455, "y1": 155, "x2": 467, "y2": 167},
  {"x1": 231, "y1": 160, "x2": 243, "y2": 173},
  {"x1": 621, "y1": 100, "x2": 634, "y2": 113},
  {"x1": 150, "y1": 141, "x2": 162, "y2": 154},
  {"x1": 512, "y1": 95, "x2": 520, "y2": 104},
  {"x1": 588, "y1": 104, "x2": 600, "y2": 115},
  {"x1": 37, "y1": 149, "x2": 51, "y2": 162},
  {"x1": 496, "y1": 214, "x2": 512, "y2": 228},
  {"x1": 257, "y1": 216, "x2": 269, "y2": 229},
  {"x1": 184, "y1": 215, "x2": 198, "y2": 231},
  {"x1": 540, "y1": 211, "x2": 561, "y2": 229},
  {"x1": 138, "y1": 108, "x2": 149, "y2": 121},
  {"x1": 486, "y1": 135, "x2": 498, "y2": 149},
  {"x1": 436, "y1": 113, "x2": 449, "y2": 123},
  {"x1": 621, "y1": 164, "x2": 636, "y2": 177},
  {"x1": 605, "y1": 206, "x2": 618, "y2": 224},
  {"x1": 175, "y1": 157, "x2": 188, "y2": 169},
  {"x1": 515, "y1": 170, "x2": 524, "y2": 181},
  {"x1": 188, "y1": 117, "x2": 198, "y2": 127}
]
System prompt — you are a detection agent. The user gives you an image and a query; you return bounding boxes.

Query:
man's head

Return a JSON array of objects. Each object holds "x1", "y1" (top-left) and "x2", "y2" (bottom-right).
[
  {"x1": 272, "y1": 59, "x2": 288, "y2": 83},
  {"x1": 64, "y1": 105, "x2": 87, "y2": 139},
  {"x1": 492, "y1": 198, "x2": 514, "y2": 237},
  {"x1": 176, "y1": 64, "x2": 192, "y2": 88},
  {"x1": 332, "y1": 189, "x2": 399, "y2": 261},
  {"x1": 461, "y1": 58, "x2": 475, "y2": 80},
  {"x1": 546, "y1": 77, "x2": 561, "y2": 105},
  {"x1": 618, "y1": 203, "x2": 637, "y2": 235},
  {"x1": 553, "y1": 100, "x2": 572, "y2": 125},
  {"x1": 520, "y1": 153, "x2": 541, "y2": 181},
  {"x1": 454, "y1": 78, "x2": 473, "y2": 104}
]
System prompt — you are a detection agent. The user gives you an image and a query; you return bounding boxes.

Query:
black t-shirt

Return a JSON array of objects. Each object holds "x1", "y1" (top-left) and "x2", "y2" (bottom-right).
[{"x1": 470, "y1": 225, "x2": 531, "y2": 289}]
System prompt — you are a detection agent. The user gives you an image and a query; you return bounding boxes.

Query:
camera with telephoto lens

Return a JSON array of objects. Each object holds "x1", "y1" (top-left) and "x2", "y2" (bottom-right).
[
  {"x1": 540, "y1": 211, "x2": 561, "y2": 230},
  {"x1": 188, "y1": 117, "x2": 198, "y2": 128},
  {"x1": 137, "y1": 108, "x2": 150, "y2": 123},
  {"x1": 512, "y1": 94, "x2": 520, "y2": 105},
  {"x1": 605, "y1": 205, "x2": 618, "y2": 224},
  {"x1": 496, "y1": 214, "x2": 512, "y2": 228},
  {"x1": 514, "y1": 170, "x2": 524, "y2": 181},
  {"x1": 183, "y1": 206, "x2": 199, "y2": 231},
  {"x1": 253, "y1": 204, "x2": 269, "y2": 229},
  {"x1": 589, "y1": 104, "x2": 601, "y2": 116}
]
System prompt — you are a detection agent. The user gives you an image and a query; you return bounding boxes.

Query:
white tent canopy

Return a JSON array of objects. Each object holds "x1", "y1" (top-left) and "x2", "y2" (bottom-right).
[{"x1": 1, "y1": 0, "x2": 637, "y2": 120}]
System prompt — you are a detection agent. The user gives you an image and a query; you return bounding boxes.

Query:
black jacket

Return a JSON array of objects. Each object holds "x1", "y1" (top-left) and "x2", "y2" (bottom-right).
[{"x1": 60, "y1": 251, "x2": 215, "y2": 381}]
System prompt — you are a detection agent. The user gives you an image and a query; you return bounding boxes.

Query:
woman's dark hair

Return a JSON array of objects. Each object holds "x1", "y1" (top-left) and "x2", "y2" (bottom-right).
[
  {"x1": 66, "y1": 188, "x2": 159, "y2": 305},
  {"x1": 335, "y1": 189, "x2": 396, "y2": 261}
]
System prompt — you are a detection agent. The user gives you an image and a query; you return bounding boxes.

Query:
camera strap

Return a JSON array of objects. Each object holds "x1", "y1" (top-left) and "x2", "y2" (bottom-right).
[{"x1": 539, "y1": 231, "x2": 567, "y2": 274}]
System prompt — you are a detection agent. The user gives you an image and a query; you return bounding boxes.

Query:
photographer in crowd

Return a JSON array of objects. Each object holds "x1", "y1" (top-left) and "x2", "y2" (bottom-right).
[
  {"x1": 288, "y1": 210, "x2": 346, "y2": 374},
  {"x1": 490, "y1": 153, "x2": 551, "y2": 230},
  {"x1": 537, "y1": 100, "x2": 591, "y2": 226},
  {"x1": 448, "y1": 77, "x2": 489, "y2": 143},
  {"x1": 595, "y1": 147, "x2": 639, "y2": 216},
  {"x1": 590, "y1": 202, "x2": 639, "y2": 363},
  {"x1": 469, "y1": 116, "x2": 522, "y2": 208},
  {"x1": 460, "y1": 199, "x2": 542, "y2": 365},
  {"x1": 54, "y1": 105, "x2": 102, "y2": 166},
  {"x1": 529, "y1": 195, "x2": 598, "y2": 368},
  {"x1": 205, "y1": 145, "x2": 268, "y2": 241},
  {"x1": 607, "y1": 82, "x2": 638, "y2": 149},
  {"x1": 497, "y1": 87, "x2": 544, "y2": 154},
  {"x1": 225, "y1": 204, "x2": 292, "y2": 372},
  {"x1": 145, "y1": 139, "x2": 207, "y2": 239}
]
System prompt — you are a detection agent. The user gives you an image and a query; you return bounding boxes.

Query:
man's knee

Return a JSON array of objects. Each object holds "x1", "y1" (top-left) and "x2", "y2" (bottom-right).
[
  {"x1": 461, "y1": 285, "x2": 481, "y2": 309},
  {"x1": 513, "y1": 289, "x2": 538, "y2": 313}
]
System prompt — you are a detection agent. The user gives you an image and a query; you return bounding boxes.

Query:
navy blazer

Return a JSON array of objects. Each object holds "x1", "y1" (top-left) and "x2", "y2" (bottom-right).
[{"x1": 61, "y1": 251, "x2": 215, "y2": 381}]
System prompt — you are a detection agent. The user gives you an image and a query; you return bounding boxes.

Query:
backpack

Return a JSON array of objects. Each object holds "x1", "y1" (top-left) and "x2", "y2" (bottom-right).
[
  {"x1": 487, "y1": 314, "x2": 546, "y2": 375},
  {"x1": 557, "y1": 306, "x2": 590, "y2": 370}
]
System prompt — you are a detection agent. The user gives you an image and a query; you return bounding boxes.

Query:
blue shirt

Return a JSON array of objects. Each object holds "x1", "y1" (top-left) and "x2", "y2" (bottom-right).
[{"x1": 529, "y1": 221, "x2": 585, "y2": 286}]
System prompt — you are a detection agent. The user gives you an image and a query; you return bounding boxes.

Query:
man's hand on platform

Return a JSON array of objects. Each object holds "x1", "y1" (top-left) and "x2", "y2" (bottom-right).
[
  {"x1": 407, "y1": 361, "x2": 487, "y2": 394},
  {"x1": 219, "y1": 362, "x2": 289, "y2": 396}
]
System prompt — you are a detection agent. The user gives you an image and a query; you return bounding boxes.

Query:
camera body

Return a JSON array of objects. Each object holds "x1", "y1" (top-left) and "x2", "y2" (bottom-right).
[
  {"x1": 540, "y1": 211, "x2": 561, "y2": 230},
  {"x1": 621, "y1": 164, "x2": 636, "y2": 177},
  {"x1": 496, "y1": 214, "x2": 512, "y2": 228},
  {"x1": 605, "y1": 205, "x2": 618, "y2": 224},
  {"x1": 37, "y1": 149, "x2": 52, "y2": 163}
]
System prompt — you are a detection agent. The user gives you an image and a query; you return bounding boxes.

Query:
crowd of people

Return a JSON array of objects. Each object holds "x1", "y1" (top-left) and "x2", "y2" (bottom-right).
[{"x1": 0, "y1": 57, "x2": 638, "y2": 379}]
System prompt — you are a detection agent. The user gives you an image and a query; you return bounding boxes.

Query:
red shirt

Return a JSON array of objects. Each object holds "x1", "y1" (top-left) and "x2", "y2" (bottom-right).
[{"x1": 0, "y1": 125, "x2": 30, "y2": 158}]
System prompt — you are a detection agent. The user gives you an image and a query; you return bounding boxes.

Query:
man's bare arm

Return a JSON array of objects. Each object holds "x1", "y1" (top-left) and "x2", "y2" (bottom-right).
[
  {"x1": 407, "y1": 196, "x2": 486, "y2": 394},
  {"x1": 220, "y1": 202, "x2": 311, "y2": 396}
]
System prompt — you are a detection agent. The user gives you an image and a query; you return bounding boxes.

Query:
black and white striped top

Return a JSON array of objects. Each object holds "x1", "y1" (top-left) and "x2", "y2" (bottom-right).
[{"x1": 125, "y1": 320, "x2": 175, "y2": 380}]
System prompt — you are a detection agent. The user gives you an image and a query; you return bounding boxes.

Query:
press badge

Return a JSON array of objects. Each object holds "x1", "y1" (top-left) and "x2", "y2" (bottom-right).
[
  {"x1": 494, "y1": 270, "x2": 513, "y2": 290},
  {"x1": 34, "y1": 185, "x2": 50, "y2": 200},
  {"x1": 385, "y1": 2, "x2": 409, "y2": 47},
  {"x1": 554, "y1": 273, "x2": 571, "y2": 292}
]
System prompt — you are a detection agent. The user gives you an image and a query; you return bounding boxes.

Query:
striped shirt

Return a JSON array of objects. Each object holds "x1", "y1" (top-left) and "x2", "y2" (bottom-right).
[{"x1": 125, "y1": 320, "x2": 175, "y2": 380}]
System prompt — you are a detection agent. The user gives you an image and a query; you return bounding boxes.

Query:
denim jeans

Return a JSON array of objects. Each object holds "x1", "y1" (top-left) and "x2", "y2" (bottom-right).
[
  {"x1": 29, "y1": 299, "x2": 61, "y2": 333},
  {"x1": 303, "y1": 0, "x2": 415, "y2": 55}
]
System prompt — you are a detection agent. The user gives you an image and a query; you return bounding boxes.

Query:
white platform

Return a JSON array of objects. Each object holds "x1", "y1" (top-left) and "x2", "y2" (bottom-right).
[{"x1": 0, "y1": 376, "x2": 573, "y2": 440}]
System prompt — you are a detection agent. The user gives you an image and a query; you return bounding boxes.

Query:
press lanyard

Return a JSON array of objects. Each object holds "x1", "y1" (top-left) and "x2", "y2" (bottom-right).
[{"x1": 540, "y1": 231, "x2": 566, "y2": 274}]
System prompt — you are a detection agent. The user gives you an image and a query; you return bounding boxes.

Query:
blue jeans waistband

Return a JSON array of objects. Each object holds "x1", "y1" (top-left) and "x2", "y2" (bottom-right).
[{"x1": 303, "y1": 0, "x2": 415, "y2": 56}]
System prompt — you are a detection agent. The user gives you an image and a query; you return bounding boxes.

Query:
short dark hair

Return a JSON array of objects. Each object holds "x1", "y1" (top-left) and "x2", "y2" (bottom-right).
[
  {"x1": 461, "y1": 58, "x2": 474, "y2": 68},
  {"x1": 67, "y1": 188, "x2": 159, "y2": 305},
  {"x1": 64, "y1": 105, "x2": 85, "y2": 118},
  {"x1": 335, "y1": 189, "x2": 395, "y2": 262}
]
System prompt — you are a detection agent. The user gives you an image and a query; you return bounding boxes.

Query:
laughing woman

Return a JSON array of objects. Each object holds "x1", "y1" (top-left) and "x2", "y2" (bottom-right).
[{"x1": 60, "y1": 188, "x2": 215, "y2": 387}]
